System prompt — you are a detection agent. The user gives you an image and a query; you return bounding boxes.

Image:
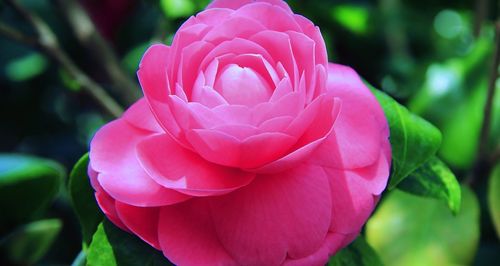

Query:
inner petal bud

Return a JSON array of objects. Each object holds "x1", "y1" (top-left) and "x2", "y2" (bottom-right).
[{"x1": 214, "y1": 64, "x2": 272, "y2": 107}]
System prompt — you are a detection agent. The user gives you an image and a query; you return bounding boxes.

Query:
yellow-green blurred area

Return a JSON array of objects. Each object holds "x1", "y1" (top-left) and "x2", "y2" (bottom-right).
[{"x1": 0, "y1": 0, "x2": 499, "y2": 265}]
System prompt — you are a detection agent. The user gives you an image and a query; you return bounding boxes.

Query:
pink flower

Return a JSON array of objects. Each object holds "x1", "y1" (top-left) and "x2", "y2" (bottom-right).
[{"x1": 88, "y1": 0, "x2": 391, "y2": 265}]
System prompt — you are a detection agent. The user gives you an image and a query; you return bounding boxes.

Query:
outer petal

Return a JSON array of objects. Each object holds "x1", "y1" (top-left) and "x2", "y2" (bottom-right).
[
  {"x1": 207, "y1": 0, "x2": 293, "y2": 13},
  {"x1": 311, "y1": 63, "x2": 389, "y2": 169},
  {"x1": 123, "y1": 98, "x2": 162, "y2": 132},
  {"x1": 136, "y1": 134, "x2": 255, "y2": 196},
  {"x1": 88, "y1": 167, "x2": 128, "y2": 231},
  {"x1": 323, "y1": 166, "x2": 377, "y2": 234},
  {"x1": 158, "y1": 200, "x2": 238, "y2": 266},
  {"x1": 348, "y1": 142, "x2": 392, "y2": 195},
  {"x1": 283, "y1": 232, "x2": 353, "y2": 266},
  {"x1": 209, "y1": 164, "x2": 332, "y2": 266},
  {"x1": 115, "y1": 202, "x2": 161, "y2": 250},
  {"x1": 89, "y1": 117, "x2": 190, "y2": 207}
]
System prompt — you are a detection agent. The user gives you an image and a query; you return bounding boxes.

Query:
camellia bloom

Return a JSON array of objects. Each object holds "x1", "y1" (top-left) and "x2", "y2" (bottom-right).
[{"x1": 89, "y1": 0, "x2": 391, "y2": 265}]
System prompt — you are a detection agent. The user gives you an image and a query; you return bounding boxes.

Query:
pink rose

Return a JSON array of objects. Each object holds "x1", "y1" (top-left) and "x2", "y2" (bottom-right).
[{"x1": 89, "y1": 0, "x2": 391, "y2": 265}]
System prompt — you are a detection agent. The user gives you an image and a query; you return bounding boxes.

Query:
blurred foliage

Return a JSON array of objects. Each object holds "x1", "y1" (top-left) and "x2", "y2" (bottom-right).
[
  {"x1": 0, "y1": 0, "x2": 499, "y2": 265},
  {"x1": 489, "y1": 165, "x2": 500, "y2": 238},
  {"x1": 366, "y1": 186, "x2": 480, "y2": 266}
]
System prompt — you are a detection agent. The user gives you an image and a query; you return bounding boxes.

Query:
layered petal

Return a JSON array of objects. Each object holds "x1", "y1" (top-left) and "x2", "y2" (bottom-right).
[
  {"x1": 115, "y1": 202, "x2": 161, "y2": 249},
  {"x1": 324, "y1": 166, "x2": 378, "y2": 235},
  {"x1": 136, "y1": 133, "x2": 255, "y2": 196},
  {"x1": 209, "y1": 164, "x2": 332, "y2": 265},
  {"x1": 207, "y1": 0, "x2": 293, "y2": 13},
  {"x1": 89, "y1": 110, "x2": 190, "y2": 207},
  {"x1": 88, "y1": 167, "x2": 129, "y2": 231},
  {"x1": 158, "y1": 200, "x2": 237, "y2": 266},
  {"x1": 310, "y1": 63, "x2": 389, "y2": 170},
  {"x1": 138, "y1": 44, "x2": 184, "y2": 140}
]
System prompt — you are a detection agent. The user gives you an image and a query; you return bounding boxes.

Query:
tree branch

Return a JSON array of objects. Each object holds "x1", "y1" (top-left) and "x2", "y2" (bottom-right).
[
  {"x1": 2, "y1": 0, "x2": 123, "y2": 117},
  {"x1": 52, "y1": 0, "x2": 141, "y2": 105}
]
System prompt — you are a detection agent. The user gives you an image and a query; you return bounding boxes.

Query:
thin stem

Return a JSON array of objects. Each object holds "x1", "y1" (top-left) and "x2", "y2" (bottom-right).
[
  {"x1": 477, "y1": 21, "x2": 500, "y2": 162},
  {"x1": 492, "y1": 144, "x2": 500, "y2": 165},
  {"x1": 473, "y1": 0, "x2": 488, "y2": 38},
  {"x1": 0, "y1": 23, "x2": 37, "y2": 45},
  {"x1": 468, "y1": 21, "x2": 500, "y2": 186},
  {"x1": 2, "y1": 0, "x2": 123, "y2": 117},
  {"x1": 52, "y1": 0, "x2": 140, "y2": 105}
]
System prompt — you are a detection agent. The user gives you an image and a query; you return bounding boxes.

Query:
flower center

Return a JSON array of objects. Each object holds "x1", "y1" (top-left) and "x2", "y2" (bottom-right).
[{"x1": 214, "y1": 64, "x2": 272, "y2": 107}]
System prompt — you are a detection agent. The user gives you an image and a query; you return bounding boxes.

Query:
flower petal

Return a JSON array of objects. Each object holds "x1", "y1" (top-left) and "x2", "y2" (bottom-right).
[
  {"x1": 283, "y1": 232, "x2": 352, "y2": 266},
  {"x1": 158, "y1": 200, "x2": 238, "y2": 266},
  {"x1": 90, "y1": 118, "x2": 190, "y2": 207},
  {"x1": 88, "y1": 167, "x2": 129, "y2": 231},
  {"x1": 207, "y1": 0, "x2": 292, "y2": 13},
  {"x1": 123, "y1": 98, "x2": 162, "y2": 132},
  {"x1": 323, "y1": 166, "x2": 377, "y2": 234},
  {"x1": 137, "y1": 134, "x2": 255, "y2": 196},
  {"x1": 138, "y1": 44, "x2": 184, "y2": 139},
  {"x1": 310, "y1": 63, "x2": 389, "y2": 169},
  {"x1": 187, "y1": 128, "x2": 297, "y2": 168},
  {"x1": 115, "y1": 202, "x2": 161, "y2": 249},
  {"x1": 234, "y1": 2, "x2": 301, "y2": 32},
  {"x1": 348, "y1": 141, "x2": 392, "y2": 195},
  {"x1": 210, "y1": 164, "x2": 332, "y2": 265},
  {"x1": 252, "y1": 97, "x2": 341, "y2": 174}
]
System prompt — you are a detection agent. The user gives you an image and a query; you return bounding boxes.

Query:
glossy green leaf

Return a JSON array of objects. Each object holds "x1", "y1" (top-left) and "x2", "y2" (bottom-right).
[
  {"x1": 0, "y1": 154, "x2": 65, "y2": 229},
  {"x1": 68, "y1": 153, "x2": 103, "y2": 249},
  {"x1": 0, "y1": 219, "x2": 62, "y2": 265},
  {"x1": 366, "y1": 186, "x2": 480, "y2": 266},
  {"x1": 370, "y1": 88, "x2": 442, "y2": 188},
  {"x1": 398, "y1": 156, "x2": 461, "y2": 214},
  {"x1": 328, "y1": 236, "x2": 383, "y2": 266},
  {"x1": 87, "y1": 220, "x2": 170, "y2": 266},
  {"x1": 488, "y1": 164, "x2": 500, "y2": 239}
]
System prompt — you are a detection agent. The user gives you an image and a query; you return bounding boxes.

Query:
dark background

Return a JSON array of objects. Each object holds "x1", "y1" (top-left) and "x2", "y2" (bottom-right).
[{"x1": 0, "y1": 0, "x2": 498, "y2": 265}]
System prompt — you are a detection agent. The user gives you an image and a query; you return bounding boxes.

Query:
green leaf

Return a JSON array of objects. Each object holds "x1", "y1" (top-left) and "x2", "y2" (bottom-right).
[
  {"x1": 328, "y1": 236, "x2": 383, "y2": 266},
  {"x1": 87, "y1": 220, "x2": 170, "y2": 266},
  {"x1": 0, "y1": 219, "x2": 62, "y2": 265},
  {"x1": 397, "y1": 156, "x2": 461, "y2": 214},
  {"x1": 370, "y1": 88, "x2": 442, "y2": 189},
  {"x1": 366, "y1": 186, "x2": 480, "y2": 266},
  {"x1": 330, "y1": 5, "x2": 370, "y2": 35},
  {"x1": 0, "y1": 154, "x2": 65, "y2": 229},
  {"x1": 488, "y1": 164, "x2": 500, "y2": 239},
  {"x1": 68, "y1": 153, "x2": 103, "y2": 249},
  {"x1": 160, "y1": 0, "x2": 195, "y2": 19},
  {"x1": 5, "y1": 52, "x2": 48, "y2": 81}
]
